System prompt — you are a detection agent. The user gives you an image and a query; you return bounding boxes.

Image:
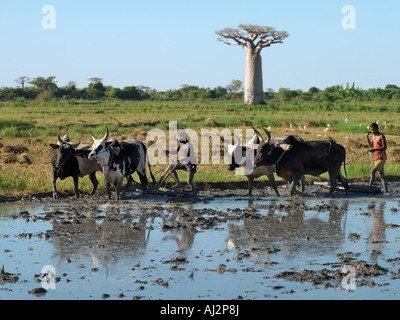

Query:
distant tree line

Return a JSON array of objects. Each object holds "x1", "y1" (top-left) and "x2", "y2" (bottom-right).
[
  {"x1": 1, "y1": 77, "x2": 244, "y2": 102},
  {"x1": 274, "y1": 83, "x2": 400, "y2": 103},
  {"x1": 2, "y1": 77, "x2": 400, "y2": 103}
]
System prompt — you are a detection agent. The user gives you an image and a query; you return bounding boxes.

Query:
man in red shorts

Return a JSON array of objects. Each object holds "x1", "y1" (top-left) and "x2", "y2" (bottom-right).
[{"x1": 366, "y1": 123, "x2": 388, "y2": 192}]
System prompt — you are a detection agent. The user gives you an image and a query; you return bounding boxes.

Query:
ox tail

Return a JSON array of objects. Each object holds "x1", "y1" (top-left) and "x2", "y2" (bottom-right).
[{"x1": 343, "y1": 148, "x2": 349, "y2": 191}]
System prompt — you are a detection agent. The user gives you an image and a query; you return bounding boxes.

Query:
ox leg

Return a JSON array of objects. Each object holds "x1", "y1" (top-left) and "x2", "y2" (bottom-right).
[
  {"x1": 121, "y1": 175, "x2": 134, "y2": 199},
  {"x1": 266, "y1": 172, "x2": 280, "y2": 197},
  {"x1": 115, "y1": 178, "x2": 125, "y2": 201},
  {"x1": 299, "y1": 176, "x2": 306, "y2": 193},
  {"x1": 89, "y1": 172, "x2": 99, "y2": 195},
  {"x1": 137, "y1": 172, "x2": 149, "y2": 197},
  {"x1": 289, "y1": 173, "x2": 303, "y2": 196},
  {"x1": 73, "y1": 175, "x2": 80, "y2": 199},
  {"x1": 247, "y1": 177, "x2": 254, "y2": 197},
  {"x1": 337, "y1": 173, "x2": 349, "y2": 192},
  {"x1": 328, "y1": 170, "x2": 338, "y2": 195},
  {"x1": 52, "y1": 170, "x2": 60, "y2": 200},
  {"x1": 106, "y1": 181, "x2": 112, "y2": 200}
]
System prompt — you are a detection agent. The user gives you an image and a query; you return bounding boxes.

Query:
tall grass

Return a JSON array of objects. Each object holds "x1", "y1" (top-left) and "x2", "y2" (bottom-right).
[
  {"x1": 0, "y1": 172, "x2": 27, "y2": 193},
  {"x1": 0, "y1": 98, "x2": 400, "y2": 197}
]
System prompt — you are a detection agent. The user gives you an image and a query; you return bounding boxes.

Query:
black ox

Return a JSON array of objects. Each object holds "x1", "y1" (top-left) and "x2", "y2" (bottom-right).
[
  {"x1": 222, "y1": 128, "x2": 305, "y2": 197},
  {"x1": 50, "y1": 134, "x2": 102, "y2": 199},
  {"x1": 254, "y1": 132, "x2": 349, "y2": 195}
]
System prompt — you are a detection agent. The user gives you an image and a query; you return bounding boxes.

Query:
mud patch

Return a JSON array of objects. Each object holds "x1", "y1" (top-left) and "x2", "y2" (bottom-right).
[{"x1": 0, "y1": 265, "x2": 19, "y2": 284}]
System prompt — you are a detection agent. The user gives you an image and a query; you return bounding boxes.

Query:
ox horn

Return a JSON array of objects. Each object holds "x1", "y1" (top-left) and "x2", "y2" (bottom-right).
[
  {"x1": 233, "y1": 133, "x2": 241, "y2": 145},
  {"x1": 252, "y1": 126, "x2": 265, "y2": 143},
  {"x1": 57, "y1": 133, "x2": 64, "y2": 145},
  {"x1": 220, "y1": 133, "x2": 240, "y2": 145},
  {"x1": 102, "y1": 127, "x2": 109, "y2": 141},
  {"x1": 260, "y1": 126, "x2": 271, "y2": 144},
  {"x1": 58, "y1": 133, "x2": 80, "y2": 148},
  {"x1": 90, "y1": 127, "x2": 108, "y2": 141},
  {"x1": 90, "y1": 130, "x2": 97, "y2": 142},
  {"x1": 71, "y1": 141, "x2": 80, "y2": 149}
]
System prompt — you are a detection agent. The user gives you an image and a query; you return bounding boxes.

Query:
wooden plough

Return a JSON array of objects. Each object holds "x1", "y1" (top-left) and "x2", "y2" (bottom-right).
[{"x1": 149, "y1": 162, "x2": 196, "y2": 196}]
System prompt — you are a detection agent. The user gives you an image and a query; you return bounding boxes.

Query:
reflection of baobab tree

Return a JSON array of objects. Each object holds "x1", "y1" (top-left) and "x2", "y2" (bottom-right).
[
  {"x1": 227, "y1": 199, "x2": 348, "y2": 260},
  {"x1": 160, "y1": 205, "x2": 196, "y2": 255},
  {"x1": 160, "y1": 229, "x2": 195, "y2": 254}
]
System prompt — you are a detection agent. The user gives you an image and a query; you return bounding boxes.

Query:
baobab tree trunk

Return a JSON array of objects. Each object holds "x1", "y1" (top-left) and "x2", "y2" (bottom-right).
[
  {"x1": 244, "y1": 48, "x2": 264, "y2": 105},
  {"x1": 216, "y1": 25, "x2": 288, "y2": 105}
]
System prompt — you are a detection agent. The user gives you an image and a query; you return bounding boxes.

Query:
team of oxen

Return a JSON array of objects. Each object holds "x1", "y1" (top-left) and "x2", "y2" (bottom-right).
[
  {"x1": 50, "y1": 127, "x2": 349, "y2": 200},
  {"x1": 50, "y1": 128, "x2": 155, "y2": 201}
]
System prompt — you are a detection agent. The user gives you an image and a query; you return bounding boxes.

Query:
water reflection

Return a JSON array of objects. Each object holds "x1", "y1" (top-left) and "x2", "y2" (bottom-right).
[
  {"x1": 227, "y1": 199, "x2": 349, "y2": 260},
  {"x1": 49, "y1": 205, "x2": 150, "y2": 272},
  {"x1": 1, "y1": 196, "x2": 398, "y2": 279},
  {"x1": 367, "y1": 201, "x2": 386, "y2": 261},
  {"x1": 159, "y1": 204, "x2": 196, "y2": 254}
]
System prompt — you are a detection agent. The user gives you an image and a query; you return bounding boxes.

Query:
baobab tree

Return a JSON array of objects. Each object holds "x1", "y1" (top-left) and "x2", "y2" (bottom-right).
[
  {"x1": 15, "y1": 76, "x2": 30, "y2": 89},
  {"x1": 88, "y1": 77, "x2": 103, "y2": 84},
  {"x1": 216, "y1": 24, "x2": 289, "y2": 105}
]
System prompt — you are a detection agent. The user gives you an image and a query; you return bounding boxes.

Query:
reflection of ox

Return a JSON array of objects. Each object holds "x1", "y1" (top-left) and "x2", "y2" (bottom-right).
[
  {"x1": 222, "y1": 127, "x2": 304, "y2": 197},
  {"x1": 254, "y1": 132, "x2": 349, "y2": 195},
  {"x1": 50, "y1": 206, "x2": 149, "y2": 271},
  {"x1": 50, "y1": 134, "x2": 102, "y2": 199},
  {"x1": 88, "y1": 128, "x2": 155, "y2": 200}
]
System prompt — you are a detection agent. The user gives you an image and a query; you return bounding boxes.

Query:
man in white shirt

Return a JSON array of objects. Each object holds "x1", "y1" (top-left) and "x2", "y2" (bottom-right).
[{"x1": 170, "y1": 129, "x2": 197, "y2": 192}]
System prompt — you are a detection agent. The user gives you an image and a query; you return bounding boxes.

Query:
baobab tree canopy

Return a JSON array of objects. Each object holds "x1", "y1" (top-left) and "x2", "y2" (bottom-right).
[{"x1": 216, "y1": 24, "x2": 289, "y2": 105}]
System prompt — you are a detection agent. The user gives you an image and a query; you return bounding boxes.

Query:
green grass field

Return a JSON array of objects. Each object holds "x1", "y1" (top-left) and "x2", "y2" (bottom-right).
[{"x1": 1, "y1": 98, "x2": 400, "y2": 197}]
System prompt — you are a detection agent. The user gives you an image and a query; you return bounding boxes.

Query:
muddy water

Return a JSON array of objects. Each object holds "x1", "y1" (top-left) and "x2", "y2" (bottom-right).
[{"x1": 1, "y1": 191, "x2": 400, "y2": 300}]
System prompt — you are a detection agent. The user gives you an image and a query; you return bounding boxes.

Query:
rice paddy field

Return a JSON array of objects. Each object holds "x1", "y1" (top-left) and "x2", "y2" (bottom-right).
[{"x1": 1, "y1": 98, "x2": 400, "y2": 198}]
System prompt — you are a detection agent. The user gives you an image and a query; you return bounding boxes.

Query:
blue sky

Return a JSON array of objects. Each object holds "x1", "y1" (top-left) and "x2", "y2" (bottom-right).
[{"x1": 0, "y1": 0, "x2": 399, "y2": 91}]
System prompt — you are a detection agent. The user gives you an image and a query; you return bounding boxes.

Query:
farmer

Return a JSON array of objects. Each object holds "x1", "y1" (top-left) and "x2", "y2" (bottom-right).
[
  {"x1": 170, "y1": 129, "x2": 197, "y2": 192},
  {"x1": 366, "y1": 123, "x2": 388, "y2": 192}
]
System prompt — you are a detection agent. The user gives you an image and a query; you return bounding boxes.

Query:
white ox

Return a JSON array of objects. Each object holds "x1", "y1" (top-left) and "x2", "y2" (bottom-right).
[{"x1": 88, "y1": 128, "x2": 155, "y2": 200}]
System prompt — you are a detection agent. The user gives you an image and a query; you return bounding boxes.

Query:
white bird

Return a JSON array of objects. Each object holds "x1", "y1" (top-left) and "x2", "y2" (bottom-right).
[
  {"x1": 289, "y1": 122, "x2": 293, "y2": 129},
  {"x1": 298, "y1": 126, "x2": 303, "y2": 131},
  {"x1": 267, "y1": 126, "x2": 271, "y2": 131},
  {"x1": 345, "y1": 118, "x2": 350, "y2": 124},
  {"x1": 327, "y1": 124, "x2": 331, "y2": 128},
  {"x1": 376, "y1": 120, "x2": 380, "y2": 124},
  {"x1": 304, "y1": 126, "x2": 307, "y2": 131}
]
